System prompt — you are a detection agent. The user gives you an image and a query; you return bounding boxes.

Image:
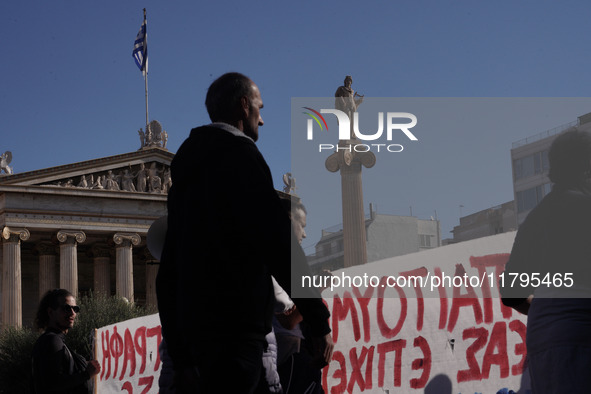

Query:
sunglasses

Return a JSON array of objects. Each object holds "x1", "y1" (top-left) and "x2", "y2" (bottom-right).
[{"x1": 60, "y1": 304, "x2": 80, "y2": 313}]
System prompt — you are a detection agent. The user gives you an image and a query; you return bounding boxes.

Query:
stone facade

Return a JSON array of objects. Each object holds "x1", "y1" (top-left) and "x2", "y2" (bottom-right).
[{"x1": 0, "y1": 147, "x2": 172, "y2": 329}]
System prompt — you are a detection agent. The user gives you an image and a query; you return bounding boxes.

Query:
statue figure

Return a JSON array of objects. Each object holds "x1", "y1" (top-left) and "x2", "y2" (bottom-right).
[
  {"x1": 138, "y1": 129, "x2": 145, "y2": 149},
  {"x1": 136, "y1": 163, "x2": 148, "y2": 192},
  {"x1": 144, "y1": 120, "x2": 164, "y2": 148},
  {"x1": 145, "y1": 125, "x2": 153, "y2": 146},
  {"x1": 282, "y1": 172, "x2": 296, "y2": 194},
  {"x1": 162, "y1": 168, "x2": 172, "y2": 193},
  {"x1": 121, "y1": 169, "x2": 137, "y2": 192},
  {"x1": 161, "y1": 130, "x2": 168, "y2": 149},
  {"x1": 78, "y1": 175, "x2": 88, "y2": 188},
  {"x1": 148, "y1": 163, "x2": 162, "y2": 193},
  {"x1": 335, "y1": 75, "x2": 364, "y2": 119},
  {"x1": 63, "y1": 179, "x2": 75, "y2": 188},
  {"x1": 0, "y1": 151, "x2": 13, "y2": 175},
  {"x1": 92, "y1": 175, "x2": 104, "y2": 189},
  {"x1": 104, "y1": 170, "x2": 120, "y2": 191}
]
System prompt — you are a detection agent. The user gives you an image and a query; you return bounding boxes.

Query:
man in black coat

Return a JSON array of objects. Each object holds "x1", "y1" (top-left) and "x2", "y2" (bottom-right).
[{"x1": 156, "y1": 72, "x2": 332, "y2": 393}]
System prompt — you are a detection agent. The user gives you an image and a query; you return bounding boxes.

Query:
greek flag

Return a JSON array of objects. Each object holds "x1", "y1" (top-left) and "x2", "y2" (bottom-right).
[{"x1": 133, "y1": 18, "x2": 148, "y2": 76}]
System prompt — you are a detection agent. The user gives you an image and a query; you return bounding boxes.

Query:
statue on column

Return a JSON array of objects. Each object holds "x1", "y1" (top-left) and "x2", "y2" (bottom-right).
[
  {"x1": 325, "y1": 76, "x2": 375, "y2": 268},
  {"x1": 0, "y1": 151, "x2": 13, "y2": 175},
  {"x1": 335, "y1": 75, "x2": 364, "y2": 121}
]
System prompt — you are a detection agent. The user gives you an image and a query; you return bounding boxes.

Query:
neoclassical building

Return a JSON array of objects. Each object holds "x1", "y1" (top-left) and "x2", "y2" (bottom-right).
[{"x1": 0, "y1": 122, "x2": 172, "y2": 328}]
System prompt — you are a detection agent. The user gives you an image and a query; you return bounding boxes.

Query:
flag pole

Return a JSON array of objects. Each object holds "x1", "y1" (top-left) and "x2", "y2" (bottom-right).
[{"x1": 143, "y1": 8, "x2": 149, "y2": 129}]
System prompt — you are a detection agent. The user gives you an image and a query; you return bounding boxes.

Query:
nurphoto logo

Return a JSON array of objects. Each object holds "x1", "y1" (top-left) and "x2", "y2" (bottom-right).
[{"x1": 302, "y1": 106, "x2": 419, "y2": 153}]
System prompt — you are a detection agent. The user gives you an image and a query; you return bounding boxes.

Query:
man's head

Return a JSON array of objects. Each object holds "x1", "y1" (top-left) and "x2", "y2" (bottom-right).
[
  {"x1": 281, "y1": 198, "x2": 307, "y2": 244},
  {"x1": 549, "y1": 128, "x2": 591, "y2": 188},
  {"x1": 205, "y1": 72, "x2": 264, "y2": 141},
  {"x1": 36, "y1": 289, "x2": 79, "y2": 333}
]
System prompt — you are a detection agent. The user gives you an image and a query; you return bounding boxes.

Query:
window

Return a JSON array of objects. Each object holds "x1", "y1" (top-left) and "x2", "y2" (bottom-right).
[
  {"x1": 516, "y1": 183, "x2": 552, "y2": 213},
  {"x1": 514, "y1": 150, "x2": 550, "y2": 180},
  {"x1": 419, "y1": 234, "x2": 431, "y2": 248}
]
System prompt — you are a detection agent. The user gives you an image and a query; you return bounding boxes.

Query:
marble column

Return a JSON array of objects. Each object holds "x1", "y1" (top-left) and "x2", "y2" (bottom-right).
[
  {"x1": 326, "y1": 140, "x2": 376, "y2": 267},
  {"x1": 36, "y1": 242, "x2": 58, "y2": 300},
  {"x1": 113, "y1": 233, "x2": 140, "y2": 303},
  {"x1": 1, "y1": 226, "x2": 30, "y2": 328},
  {"x1": 57, "y1": 231, "x2": 86, "y2": 297},
  {"x1": 142, "y1": 248, "x2": 159, "y2": 309},
  {"x1": 91, "y1": 244, "x2": 111, "y2": 297}
]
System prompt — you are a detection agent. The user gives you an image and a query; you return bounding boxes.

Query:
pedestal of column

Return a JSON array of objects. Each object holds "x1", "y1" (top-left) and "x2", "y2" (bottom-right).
[
  {"x1": 57, "y1": 231, "x2": 86, "y2": 297},
  {"x1": 36, "y1": 242, "x2": 57, "y2": 300},
  {"x1": 1, "y1": 227, "x2": 30, "y2": 328},
  {"x1": 113, "y1": 233, "x2": 140, "y2": 303},
  {"x1": 92, "y1": 244, "x2": 111, "y2": 297}
]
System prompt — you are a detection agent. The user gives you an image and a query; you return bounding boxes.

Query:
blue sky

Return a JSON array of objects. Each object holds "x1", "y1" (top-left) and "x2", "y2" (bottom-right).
[{"x1": 2, "y1": 1, "x2": 591, "y2": 253}]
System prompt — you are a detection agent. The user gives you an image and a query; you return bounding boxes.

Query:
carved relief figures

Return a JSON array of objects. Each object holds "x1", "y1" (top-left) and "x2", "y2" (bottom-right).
[
  {"x1": 104, "y1": 170, "x2": 120, "y2": 191},
  {"x1": 148, "y1": 163, "x2": 162, "y2": 193},
  {"x1": 136, "y1": 163, "x2": 148, "y2": 192},
  {"x1": 47, "y1": 161, "x2": 171, "y2": 194},
  {"x1": 162, "y1": 168, "x2": 172, "y2": 194},
  {"x1": 120, "y1": 169, "x2": 137, "y2": 192}
]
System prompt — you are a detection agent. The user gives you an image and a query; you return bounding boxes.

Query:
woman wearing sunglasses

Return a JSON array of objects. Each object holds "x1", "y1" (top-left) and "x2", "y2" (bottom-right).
[{"x1": 32, "y1": 289, "x2": 100, "y2": 394}]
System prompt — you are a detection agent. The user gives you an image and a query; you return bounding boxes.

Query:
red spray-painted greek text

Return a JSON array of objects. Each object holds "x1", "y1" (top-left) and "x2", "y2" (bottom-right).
[{"x1": 322, "y1": 254, "x2": 526, "y2": 393}]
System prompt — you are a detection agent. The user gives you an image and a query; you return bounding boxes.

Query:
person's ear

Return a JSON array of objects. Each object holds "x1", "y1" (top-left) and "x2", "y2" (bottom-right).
[{"x1": 240, "y1": 96, "x2": 250, "y2": 117}]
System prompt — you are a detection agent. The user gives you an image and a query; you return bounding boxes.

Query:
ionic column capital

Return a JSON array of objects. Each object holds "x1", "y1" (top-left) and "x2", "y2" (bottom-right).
[
  {"x1": 57, "y1": 230, "x2": 86, "y2": 244},
  {"x1": 113, "y1": 233, "x2": 141, "y2": 247},
  {"x1": 2, "y1": 226, "x2": 30, "y2": 242}
]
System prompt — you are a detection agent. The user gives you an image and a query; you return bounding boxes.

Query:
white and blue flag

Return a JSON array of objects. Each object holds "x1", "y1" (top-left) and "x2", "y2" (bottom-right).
[{"x1": 133, "y1": 17, "x2": 148, "y2": 76}]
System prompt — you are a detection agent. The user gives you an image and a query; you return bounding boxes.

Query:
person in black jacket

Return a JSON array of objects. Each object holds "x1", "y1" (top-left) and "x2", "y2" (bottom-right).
[
  {"x1": 156, "y1": 72, "x2": 331, "y2": 393},
  {"x1": 501, "y1": 129, "x2": 591, "y2": 393},
  {"x1": 32, "y1": 289, "x2": 100, "y2": 394}
]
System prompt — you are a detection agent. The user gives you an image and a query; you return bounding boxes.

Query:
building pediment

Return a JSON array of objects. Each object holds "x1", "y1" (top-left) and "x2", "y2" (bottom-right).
[{"x1": 0, "y1": 147, "x2": 174, "y2": 195}]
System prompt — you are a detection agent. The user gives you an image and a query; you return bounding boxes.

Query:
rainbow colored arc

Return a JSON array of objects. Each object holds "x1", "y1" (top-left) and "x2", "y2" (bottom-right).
[{"x1": 302, "y1": 107, "x2": 328, "y2": 131}]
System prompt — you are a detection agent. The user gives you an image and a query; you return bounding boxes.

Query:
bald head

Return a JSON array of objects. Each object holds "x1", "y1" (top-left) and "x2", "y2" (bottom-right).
[{"x1": 205, "y1": 72, "x2": 264, "y2": 141}]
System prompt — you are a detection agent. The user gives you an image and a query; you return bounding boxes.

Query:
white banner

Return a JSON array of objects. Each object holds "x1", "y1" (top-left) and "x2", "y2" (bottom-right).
[
  {"x1": 95, "y1": 313, "x2": 162, "y2": 394},
  {"x1": 320, "y1": 232, "x2": 530, "y2": 394},
  {"x1": 93, "y1": 232, "x2": 528, "y2": 394}
]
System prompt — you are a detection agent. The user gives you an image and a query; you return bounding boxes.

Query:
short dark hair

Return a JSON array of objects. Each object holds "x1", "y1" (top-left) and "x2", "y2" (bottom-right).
[
  {"x1": 205, "y1": 72, "x2": 253, "y2": 122},
  {"x1": 35, "y1": 289, "x2": 73, "y2": 329},
  {"x1": 280, "y1": 197, "x2": 307, "y2": 218},
  {"x1": 548, "y1": 128, "x2": 591, "y2": 187}
]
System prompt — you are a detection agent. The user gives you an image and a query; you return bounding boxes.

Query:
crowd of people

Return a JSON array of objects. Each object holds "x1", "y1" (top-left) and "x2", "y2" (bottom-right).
[{"x1": 29, "y1": 72, "x2": 591, "y2": 394}]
